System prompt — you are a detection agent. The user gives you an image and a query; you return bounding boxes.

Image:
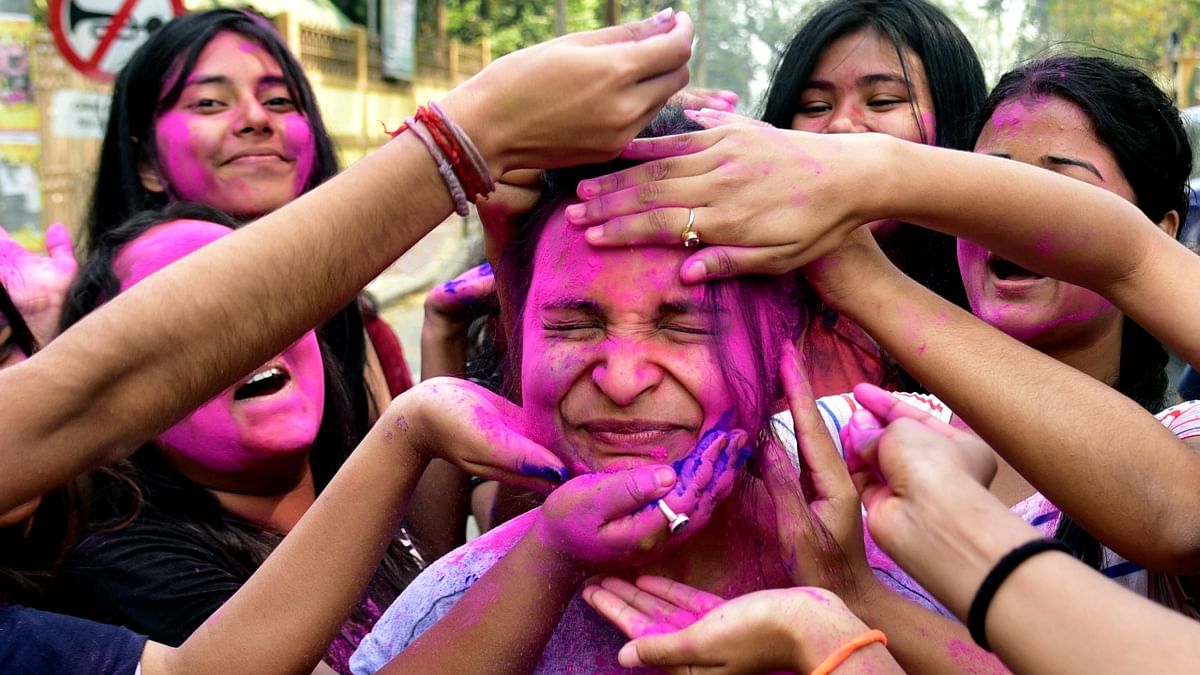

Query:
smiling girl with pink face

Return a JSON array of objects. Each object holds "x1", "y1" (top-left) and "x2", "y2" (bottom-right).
[{"x1": 143, "y1": 32, "x2": 317, "y2": 218}]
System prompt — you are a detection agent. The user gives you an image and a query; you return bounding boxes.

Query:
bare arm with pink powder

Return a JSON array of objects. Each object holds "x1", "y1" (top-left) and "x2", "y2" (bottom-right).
[
  {"x1": 138, "y1": 378, "x2": 566, "y2": 674},
  {"x1": 841, "y1": 395, "x2": 1200, "y2": 675},
  {"x1": 567, "y1": 124, "x2": 1200, "y2": 573},
  {"x1": 0, "y1": 10, "x2": 695, "y2": 515},
  {"x1": 568, "y1": 123, "x2": 1200, "y2": 370},
  {"x1": 806, "y1": 228, "x2": 1200, "y2": 574}
]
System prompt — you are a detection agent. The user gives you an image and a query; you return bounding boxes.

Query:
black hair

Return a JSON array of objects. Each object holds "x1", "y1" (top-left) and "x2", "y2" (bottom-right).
[
  {"x1": 84, "y1": 8, "x2": 339, "y2": 245},
  {"x1": 759, "y1": 0, "x2": 987, "y2": 323},
  {"x1": 0, "y1": 279, "x2": 36, "y2": 359},
  {"x1": 60, "y1": 203, "x2": 420, "y2": 622},
  {"x1": 0, "y1": 284, "x2": 83, "y2": 608},
  {"x1": 978, "y1": 56, "x2": 1190, "y2": 588},
  {"x1": 498, "y1": 108, "x2": 806, "y2": 449}
]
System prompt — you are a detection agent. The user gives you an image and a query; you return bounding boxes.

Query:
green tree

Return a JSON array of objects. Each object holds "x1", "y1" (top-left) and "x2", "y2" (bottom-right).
[{"x1": 1018, "y1": 0, "x2": 1200, "y2": 65}]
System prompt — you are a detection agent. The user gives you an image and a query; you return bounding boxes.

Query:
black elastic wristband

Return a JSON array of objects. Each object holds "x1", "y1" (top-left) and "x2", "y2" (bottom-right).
[{"x1": 967, "y1": 538, "x2": 1072, "y2": 651}]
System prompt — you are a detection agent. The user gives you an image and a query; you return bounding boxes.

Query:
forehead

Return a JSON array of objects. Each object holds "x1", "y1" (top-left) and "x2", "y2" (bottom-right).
[
  {"x1": 528, "y1": 205, "x2": 701, "y2": 309},
  {"x1": 812, "y1": 27, "x2": 925, "y2": 83},
  {"x1": 978, "y1": 96, "x2": 1097, "y2": 150},
  {"x1": 173, "y1": 31, "x2": 284, "y2": 89},
  {"x1": 115, "y1": 220, "x2": 231, "y2": 291}
]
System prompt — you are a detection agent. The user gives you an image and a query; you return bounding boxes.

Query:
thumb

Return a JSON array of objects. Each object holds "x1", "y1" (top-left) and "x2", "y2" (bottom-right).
[
  {"x1": 44, "y1": 224, "x2": 76, "y2": 263},
  {"x1": 572, "y1": 8, "x2": 677, "y2": 46},
  {"x1": 592, "y1": 465, "x2": 677, "y2": 521},
  {"x1": 618, "y1": 630, "x2": 698, "y2": 670}
]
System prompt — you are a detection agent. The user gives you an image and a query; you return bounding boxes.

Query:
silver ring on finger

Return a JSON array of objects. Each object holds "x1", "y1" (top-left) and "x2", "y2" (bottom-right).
[{"x1": 657, "y1": 499, "x2": 690, "y2": 534}]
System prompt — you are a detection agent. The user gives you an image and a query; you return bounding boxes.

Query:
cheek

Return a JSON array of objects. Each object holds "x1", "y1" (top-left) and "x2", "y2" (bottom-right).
[
  {"x1": 158, "y1": 399, "x2": 240, "y2": 467},
  {"x1": 956, "y1": 239, "x2": 986, "y2": 282},
  {"x1": 156, "y1": 113, "x2": 213, "y2": 199},
  {"x1": 289, "y1": 333, "x2": 325, "y2": 408},
  {"x1": 285, "y1": 115, "x2": 316, "y2": 195},
  {"x1": 791, "y1": 114, "x2": 822, "y2": 132},
  {"x1": 919, "y1": 111, "x2": 937, "y2": 145}
]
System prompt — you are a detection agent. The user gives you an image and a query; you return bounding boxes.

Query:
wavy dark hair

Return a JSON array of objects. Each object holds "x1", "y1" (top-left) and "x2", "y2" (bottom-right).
[
  {"x1": 0, "y1": 283, "x2": 86, "y2": 609},
  {"x1": 84, "y1": 7, "x2": 376, "y2": 458},
  {"x1": 60, "y1": 203, "x2": 420, "y2": 631},
  {"x1": 976, "y1": 56, "x2": 1190, "y2": 599},
  {"x1": 759, "y1": 0, "x2": 985, "y2": 314}
]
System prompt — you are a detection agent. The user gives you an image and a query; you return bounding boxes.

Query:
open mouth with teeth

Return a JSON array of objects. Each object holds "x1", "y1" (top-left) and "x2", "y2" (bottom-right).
[
  {"x1": 988, "y1": 254, "x2": 1045, "y2": 282},
  {"x1": 233, "y1": 366, "x2": 291, "y2": 401}
]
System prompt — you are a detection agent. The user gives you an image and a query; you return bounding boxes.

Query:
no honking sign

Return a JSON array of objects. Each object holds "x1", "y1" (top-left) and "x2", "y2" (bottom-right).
[{"x1": 49, "y1": 0, "x2": 186, "y2": 82}]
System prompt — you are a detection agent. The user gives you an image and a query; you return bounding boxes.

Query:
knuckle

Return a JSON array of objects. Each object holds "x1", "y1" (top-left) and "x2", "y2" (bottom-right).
[
  {"x1": 648, "y1": 209, "x2": 672, "y2": 238},
  {"x1": 668, "y1": 134, "x2": 692, "y2": 154},
  {"x1": 648, "y1": 159, "x2": 672, "y2": 181},
  {"x1": 714, "y1": 250, "x2": 737, "y2": 277},
  {"x1": 636, "y1": 181, "x2": 663, "y2": 206}
]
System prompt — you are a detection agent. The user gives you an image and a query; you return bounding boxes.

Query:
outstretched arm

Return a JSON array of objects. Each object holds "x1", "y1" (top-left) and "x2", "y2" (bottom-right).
[
  {"x1": 809, "y1": 228, "x2": 1200, "y2": 574},
  {"x1": 0, "y1": 10, "x2": 694, "y2": 514},
  {"x1": 843, "y1": 400, "x2": 1200, "y2": 675},
  {"x1": 140, "y1": 379, "x2": 566, "y2": 674}
]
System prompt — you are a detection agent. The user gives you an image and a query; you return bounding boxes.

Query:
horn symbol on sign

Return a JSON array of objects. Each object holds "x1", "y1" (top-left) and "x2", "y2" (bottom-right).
[{"x1": 69, "y1": 0, "x2": 166, "y2": 40}]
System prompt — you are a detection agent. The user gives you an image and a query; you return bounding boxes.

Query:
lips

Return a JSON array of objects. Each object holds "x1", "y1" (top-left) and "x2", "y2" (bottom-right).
[
  {"x1": 223, "y1": 150, "x2": 289, "y2": 165},
  {"x1": 233, "y1": 364, "x2": 292, "y2": 401},
  {"x1": 580, "y1": 420, "x2": 686, "y2": 447},
  {"x1": 987, "y1": 253, "x2": 1044, "y2": 282}
]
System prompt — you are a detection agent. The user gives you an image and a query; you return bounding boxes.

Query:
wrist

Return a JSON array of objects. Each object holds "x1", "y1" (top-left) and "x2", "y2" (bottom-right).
[
  {"x1": 439, "y1": 82, "x2": 508, "y2": 179},
  {"x1": 421, "y1": 310, "x2": 471, "y2": 342},
  {"x1": 882, "y1": 483, "x2": 1042, "y2": 620},
  {"x1": 524, "y1": 518, "x2": 591, "y2": 584}
]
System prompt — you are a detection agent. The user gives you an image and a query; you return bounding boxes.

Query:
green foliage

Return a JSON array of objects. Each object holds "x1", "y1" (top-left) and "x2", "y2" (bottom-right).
[{"x1": 1018, "y1": 0, "x2": 1200, "y2": 65}]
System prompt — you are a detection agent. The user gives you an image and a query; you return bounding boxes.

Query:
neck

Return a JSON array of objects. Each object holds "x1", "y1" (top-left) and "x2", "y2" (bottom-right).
[
  {"x1": 631, "y1": 476, "x2": 792, "y2": 596},
  {"x1": 1031, "y1": 317, "x2": 1123, "y2": 387},
  {"x1": 211, "y1": 461, "x2": 317, "y2": 533},
  {"x1": 985, "y1": 318, "x2": 1124, "y2": 507}
]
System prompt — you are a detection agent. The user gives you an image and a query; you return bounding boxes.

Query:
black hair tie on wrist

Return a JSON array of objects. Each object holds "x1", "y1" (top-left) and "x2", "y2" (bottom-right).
[{"x1": 968, "y1": 538, "x2": 1073, "y2": 651}]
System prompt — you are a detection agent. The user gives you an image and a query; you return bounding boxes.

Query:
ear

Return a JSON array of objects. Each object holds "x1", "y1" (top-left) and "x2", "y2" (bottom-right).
[
  {"x1": 1158, "y1": 209, "x2": 1180, "y2": 241},
  {"x1": 136, "y1": 139, "x2": 166, "y2": 194}
]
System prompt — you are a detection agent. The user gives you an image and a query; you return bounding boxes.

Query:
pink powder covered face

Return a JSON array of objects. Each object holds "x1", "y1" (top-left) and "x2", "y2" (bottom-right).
[
  {"x1": 519, "y1": 205, "x2": 756, "y2": 477},
  {"x1": 150, "y1": 31, "x2": 317, "y2": 218},
  {"x1": 959, "y1": 96, "x2": 1128, "y2": 347},
  {"x1": 115, "y1": 220, "x2": 325, "y2": 475}
]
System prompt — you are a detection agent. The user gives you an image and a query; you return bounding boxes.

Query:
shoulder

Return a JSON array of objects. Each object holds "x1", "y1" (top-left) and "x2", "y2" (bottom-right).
[
  {"x1": 771, "y1": 391, "x2": 952, "y2": 459},
  {"x1": 0, "y1": 605, "x2": 147, "y2": 674},
  {"x1": 350, "y1": 511, "x2": 537, "y2": 675},
  {"x1": 1155, "y1": 399, "x2": 1200, "y2": 440},
  {"x1": 62, "y1": 509, "x2": 250, "y2": 645}
]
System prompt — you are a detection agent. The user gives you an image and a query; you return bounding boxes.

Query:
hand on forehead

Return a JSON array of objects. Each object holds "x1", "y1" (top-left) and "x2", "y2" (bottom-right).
[{"x1": 115, "y1": 219, "x2": 233, "y2": 292}]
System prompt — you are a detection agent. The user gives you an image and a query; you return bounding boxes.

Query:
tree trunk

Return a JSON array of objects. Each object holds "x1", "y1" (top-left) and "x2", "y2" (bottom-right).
[
  {"x1": 556, "y1": 0, "x2": 567, "y2": 35},
  {"x1": 606, "y1": 0, "x2": 620, "y2": 26},
  {"x1": 695, "y1": 0, "x2": 706, "y2": 87}
]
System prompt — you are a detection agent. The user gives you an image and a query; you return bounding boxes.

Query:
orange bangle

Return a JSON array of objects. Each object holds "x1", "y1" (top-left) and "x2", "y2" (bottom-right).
[{"x1": 808, "y1": 629, "x2": 888, "y2": 675}]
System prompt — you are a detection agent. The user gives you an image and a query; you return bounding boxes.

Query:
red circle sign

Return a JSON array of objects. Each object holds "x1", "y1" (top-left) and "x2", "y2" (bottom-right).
[{"x1": 49, "y1": 0, "x2": 187, "y2": 82}]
